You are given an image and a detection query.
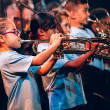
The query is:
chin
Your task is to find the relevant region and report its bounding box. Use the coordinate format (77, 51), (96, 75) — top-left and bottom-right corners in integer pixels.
(18, 45), (21, 48)
(16, 45), (21, 49)
(84, 21), (88, 25)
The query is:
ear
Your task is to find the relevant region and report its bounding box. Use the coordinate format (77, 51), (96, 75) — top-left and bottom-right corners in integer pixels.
(37, 28), (45, 36)
(69, 11), (76, 19)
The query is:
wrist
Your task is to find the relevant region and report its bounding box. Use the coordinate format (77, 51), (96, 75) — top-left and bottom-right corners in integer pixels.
(51, 42), (60, 47)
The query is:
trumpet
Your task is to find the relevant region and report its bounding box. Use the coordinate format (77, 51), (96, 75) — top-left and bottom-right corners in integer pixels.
(87, 18), (110, 37)
(68, 34), (110, 60)
(20, 39), (49, 43)
(21, 38), (91, 59)
(88, 18), (110, 25)
(87, 18), (100, 23)
(21, 33), (110, 60)
(67, 34), (109, 44)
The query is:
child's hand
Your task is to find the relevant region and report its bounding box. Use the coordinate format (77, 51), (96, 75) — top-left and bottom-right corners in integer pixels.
(49, 33), (66, 45)
(62, 42), (72, 49)
(90, 43), (99, 54)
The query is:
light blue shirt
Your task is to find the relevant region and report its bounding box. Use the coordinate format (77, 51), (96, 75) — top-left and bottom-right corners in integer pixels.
(0, 51), (42, 110)
(70, 27), (104, 70)
(38, 43), (87, 110)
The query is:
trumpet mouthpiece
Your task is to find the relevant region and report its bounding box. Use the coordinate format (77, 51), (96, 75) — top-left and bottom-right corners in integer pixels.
(20, 39), (33, 43)
(87, 18), (100, 23)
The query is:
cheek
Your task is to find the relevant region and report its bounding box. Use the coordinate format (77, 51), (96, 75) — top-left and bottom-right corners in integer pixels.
(7, 39), (15, 45)
(61, 25), (66, 31)
(102, 24), (109, 30)
(49, 30), (56, 34)
(6, 36), (16, 44)
(7, 8), (13, 14)
(78, 12), (86, 19)
(76, 12), (82, 18)
(45, 33), (52, 39)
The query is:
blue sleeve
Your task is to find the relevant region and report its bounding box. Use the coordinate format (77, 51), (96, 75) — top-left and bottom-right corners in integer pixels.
(65, 54), (79, 61)
(52, 55), (69, 72)
(29, 66), (41, 75)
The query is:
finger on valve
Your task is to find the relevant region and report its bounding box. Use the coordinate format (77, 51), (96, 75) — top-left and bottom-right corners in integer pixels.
(49, 33), (66, 45)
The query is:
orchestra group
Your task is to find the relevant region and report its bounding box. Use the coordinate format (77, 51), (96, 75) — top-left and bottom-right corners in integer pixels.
(0, 0), (110, 110)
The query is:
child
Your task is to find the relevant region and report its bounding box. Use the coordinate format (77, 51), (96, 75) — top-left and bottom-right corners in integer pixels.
(90, 8), (110, 37)
(30, 12), (98, 110)
(90, 8), (110, 72)
(64, 0), (109, 110)
(23, 12), (68, 110)
(64, 0), (104, 70)
(0, 17), (66, 110)
(49, 8), (70, 36)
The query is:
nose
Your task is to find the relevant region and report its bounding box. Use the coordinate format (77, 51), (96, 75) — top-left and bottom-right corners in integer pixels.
(18, 31), (21, 37)
(87, 11), (90, 18)
(18, 33), (21, 40)
(67, 26), (70, 34)
(18, 36), (21, 40)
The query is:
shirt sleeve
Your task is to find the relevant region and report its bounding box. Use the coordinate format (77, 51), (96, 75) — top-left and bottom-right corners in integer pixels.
(65, 54), (79, 61)
(8, 51), (34, 73)
(29, 66), (41, 75)
(52, 55), (69, 72)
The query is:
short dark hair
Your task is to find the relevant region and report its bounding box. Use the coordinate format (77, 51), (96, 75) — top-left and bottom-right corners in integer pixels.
(25, 13), (59, 55)
(64, 0), (88, 11)
(30, 12), (58, 39)
(90, 8), (109, 20)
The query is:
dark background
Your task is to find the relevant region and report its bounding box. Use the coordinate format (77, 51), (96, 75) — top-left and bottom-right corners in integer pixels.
(0, 0), (110, 17)
(33, 0), (110, 13)
(88, 0), (110, 13)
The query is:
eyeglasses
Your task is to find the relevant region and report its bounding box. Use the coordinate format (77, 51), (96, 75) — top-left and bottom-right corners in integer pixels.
(2, 29), (20, 36)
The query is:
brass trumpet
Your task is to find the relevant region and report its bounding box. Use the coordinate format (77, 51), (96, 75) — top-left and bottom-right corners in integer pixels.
(87, 18), (110, 37)
(68, 34), (110, 60)
(87, 18), (110, 26)
(67, 34), (109, 44)
(21, 38), (91, 59)
(21, 31), (110, 60)
(87, 18), (100, 23)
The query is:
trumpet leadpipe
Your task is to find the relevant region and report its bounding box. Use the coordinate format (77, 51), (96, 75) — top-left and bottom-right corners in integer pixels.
(87, 18), (110, 25)
(20, 38), (88, 43)
(87, 18), (100, 23)
(20, 39), (50, 43)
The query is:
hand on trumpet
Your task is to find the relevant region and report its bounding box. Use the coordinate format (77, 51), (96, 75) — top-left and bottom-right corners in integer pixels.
(90, 43), (99, 54)
(49, 33), (66, 45)
(62, 42), (72, 49)
(85, 42), (99, 54)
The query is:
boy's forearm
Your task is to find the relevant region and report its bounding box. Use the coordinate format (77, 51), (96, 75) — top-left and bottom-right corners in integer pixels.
(74, 61), (90, 74)
(63, 51), (93, 71)
(73, 51), (93, 68)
